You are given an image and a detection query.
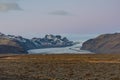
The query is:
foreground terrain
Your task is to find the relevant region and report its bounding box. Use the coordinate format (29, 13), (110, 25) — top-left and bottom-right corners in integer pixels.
(0, 54), (120, 80)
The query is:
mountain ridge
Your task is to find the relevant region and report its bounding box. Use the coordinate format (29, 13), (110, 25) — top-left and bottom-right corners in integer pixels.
(0, 32), (74, 54)
(81, 33), (120, 53)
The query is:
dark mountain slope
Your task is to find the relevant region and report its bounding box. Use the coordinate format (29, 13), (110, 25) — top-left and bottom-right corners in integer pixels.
(0, 33), (74, 54)
(81, 33), (120, 53)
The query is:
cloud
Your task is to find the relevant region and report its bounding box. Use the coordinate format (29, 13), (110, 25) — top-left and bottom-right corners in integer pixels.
(0, 0), (21, 12)
(49, 10), (70, 16)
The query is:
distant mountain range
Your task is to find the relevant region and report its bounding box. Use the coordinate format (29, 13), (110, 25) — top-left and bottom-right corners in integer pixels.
(1, 32), (119, 54)
(0, 32), (74, 54)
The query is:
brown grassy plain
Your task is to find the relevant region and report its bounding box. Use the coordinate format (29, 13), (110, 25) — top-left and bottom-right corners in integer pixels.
(0, 54), (120, 80)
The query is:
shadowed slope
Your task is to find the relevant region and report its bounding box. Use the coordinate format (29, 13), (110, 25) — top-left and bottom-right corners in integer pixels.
(81, 33), (120, 53)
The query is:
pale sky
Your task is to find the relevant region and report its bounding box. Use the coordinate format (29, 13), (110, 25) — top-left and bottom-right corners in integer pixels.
(0, 0), (120, 37)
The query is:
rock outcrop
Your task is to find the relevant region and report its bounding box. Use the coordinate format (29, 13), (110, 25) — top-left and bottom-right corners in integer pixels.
(31, 34), (73, 48)
(81, 33), (120, 53)
(0, 33), (74, 54)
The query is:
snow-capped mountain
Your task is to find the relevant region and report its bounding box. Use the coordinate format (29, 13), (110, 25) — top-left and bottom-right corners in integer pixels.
(0, 32), (74, 53)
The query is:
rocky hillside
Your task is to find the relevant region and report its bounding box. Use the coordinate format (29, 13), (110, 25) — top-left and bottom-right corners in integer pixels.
(0, 32), (74, 54)
(81, 33), (120, 53)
